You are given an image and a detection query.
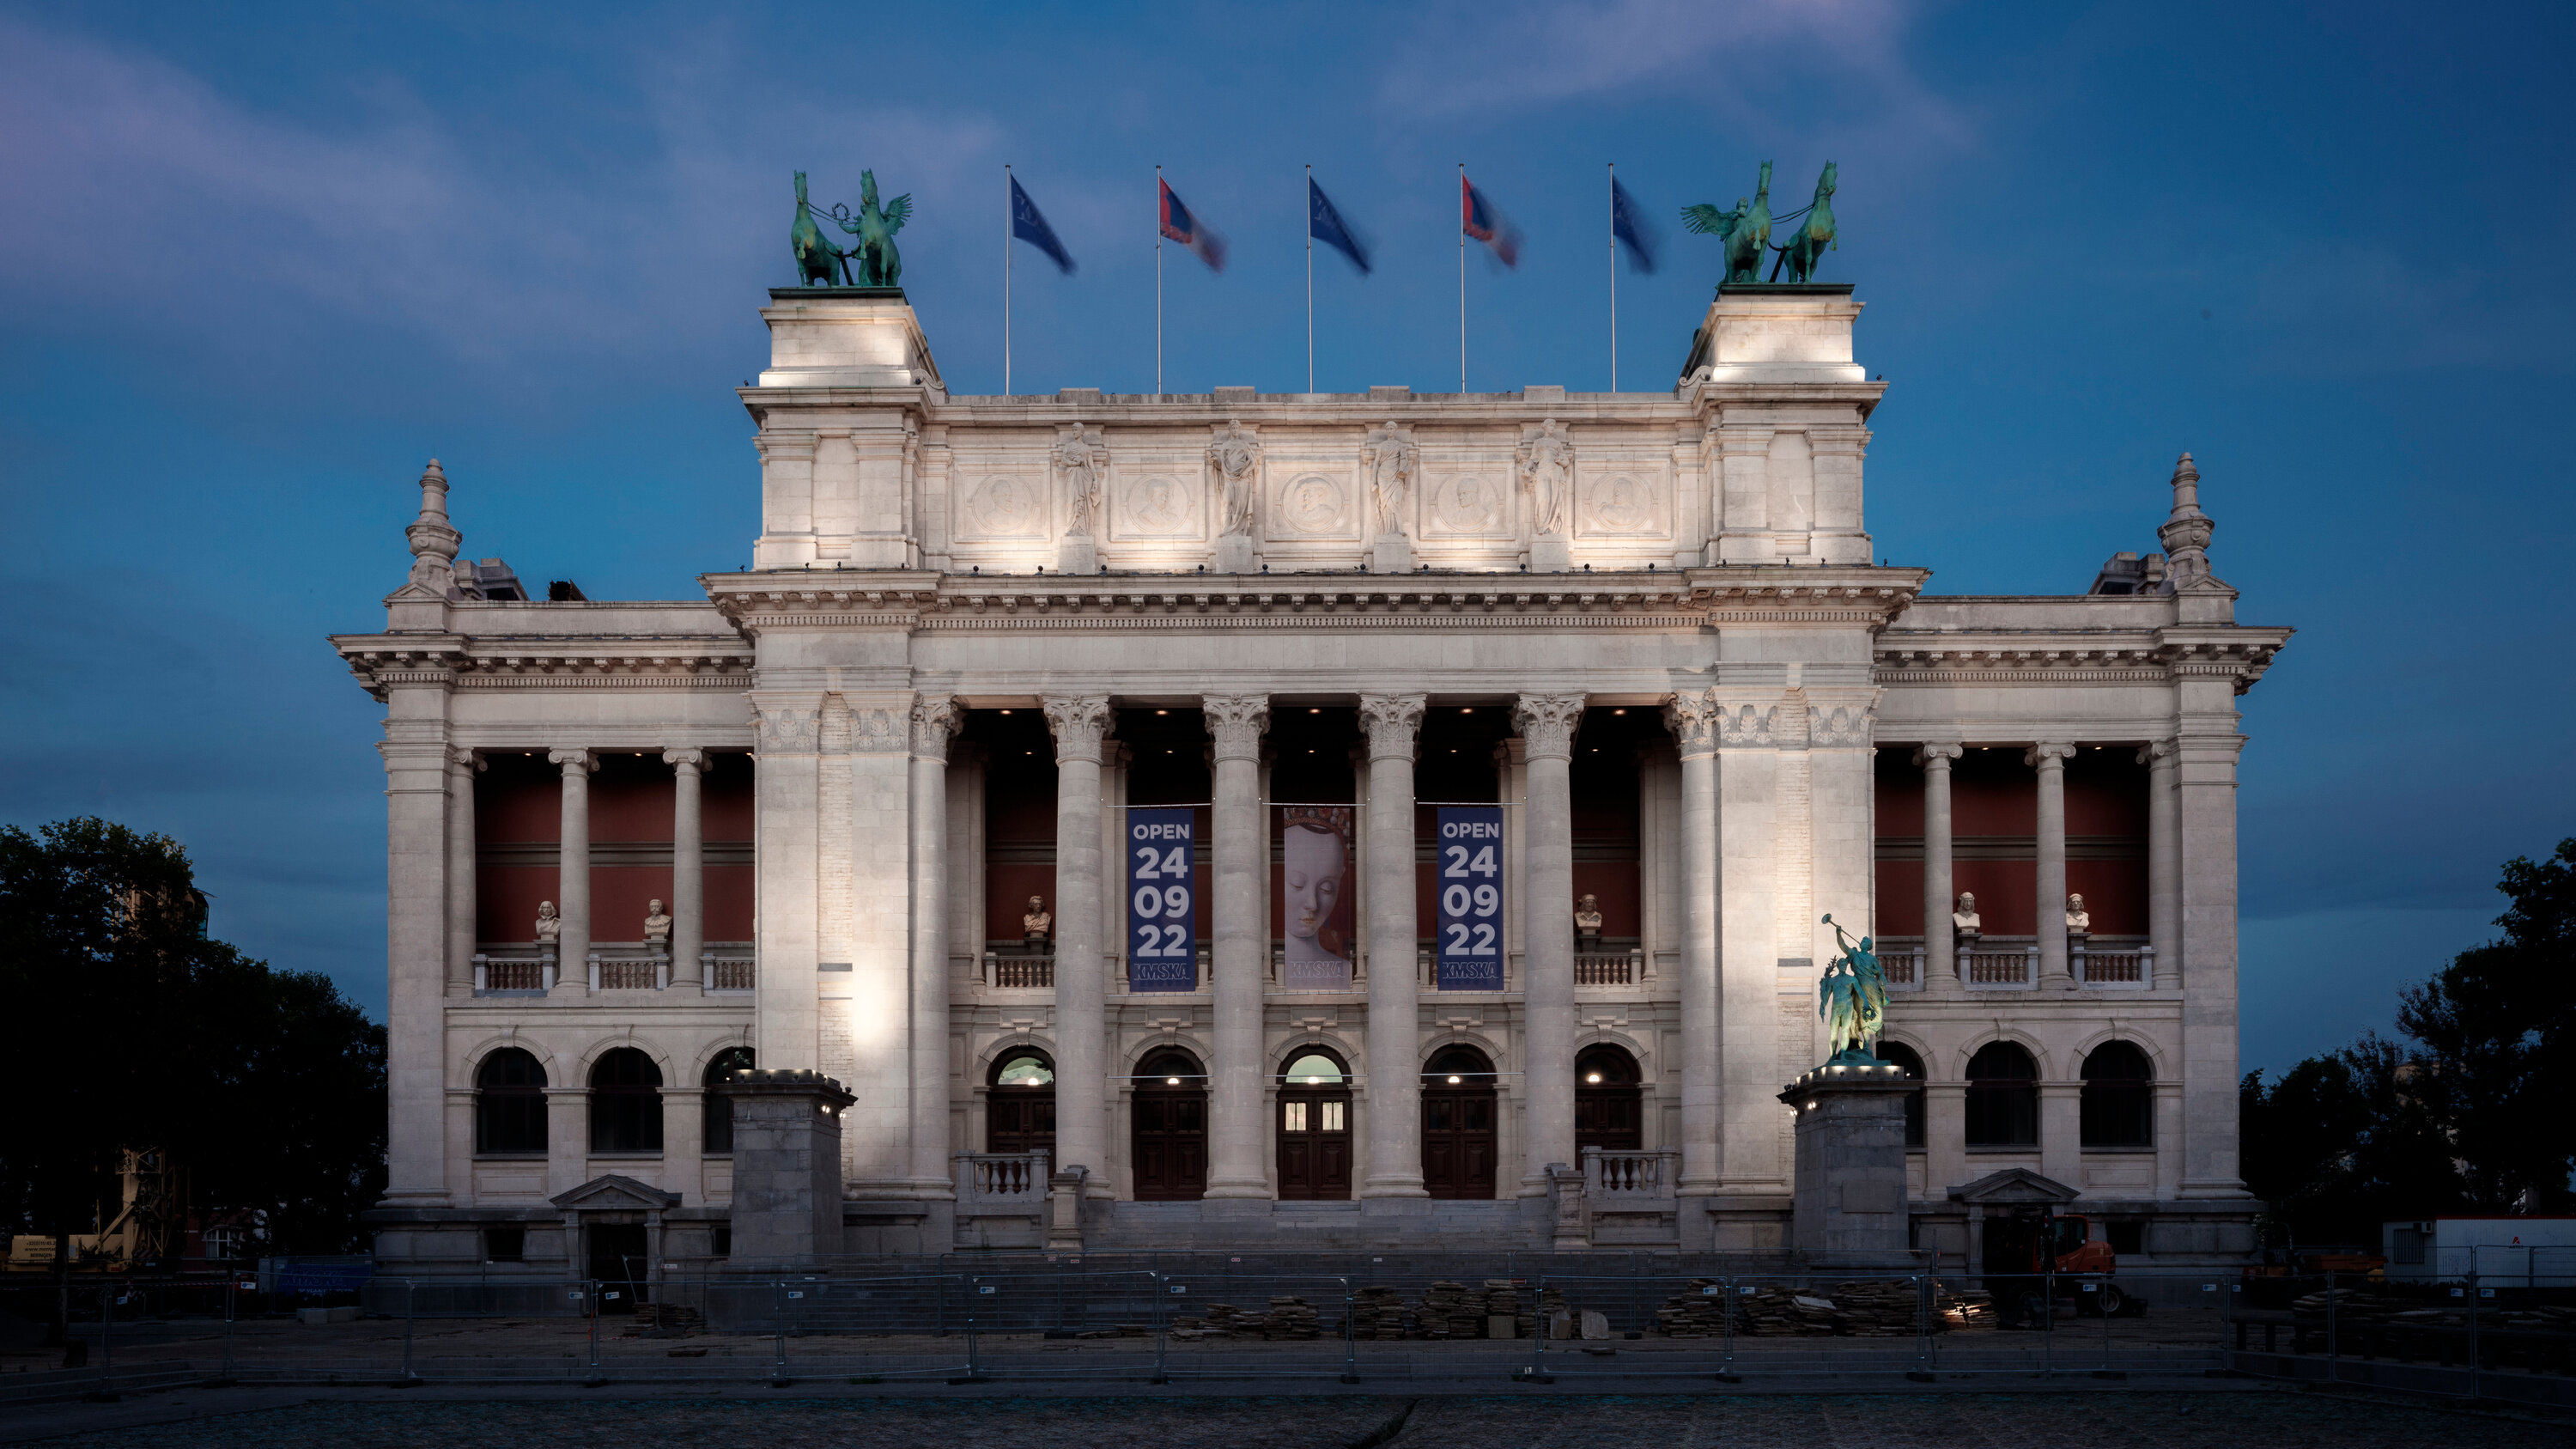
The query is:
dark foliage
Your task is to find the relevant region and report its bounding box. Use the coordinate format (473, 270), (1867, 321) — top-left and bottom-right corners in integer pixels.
(0, 818), (386, 1258)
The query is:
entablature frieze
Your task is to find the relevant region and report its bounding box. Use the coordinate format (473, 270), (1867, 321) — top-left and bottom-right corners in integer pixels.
(1874, 624), (2289, 695)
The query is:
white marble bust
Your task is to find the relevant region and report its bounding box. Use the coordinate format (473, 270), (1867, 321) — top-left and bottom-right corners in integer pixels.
(1951, 892), (1982, 938)
(1574, 893), (1603, 936)
(534, 900), (561, 945)
(1023, 895), (1053, 940)
(643, 898), (672, 945)
(2064, 893), (2091, 935)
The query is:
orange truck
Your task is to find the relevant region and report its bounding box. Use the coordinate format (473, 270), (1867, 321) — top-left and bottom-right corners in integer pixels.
(1986, 1209), (2134, 1319)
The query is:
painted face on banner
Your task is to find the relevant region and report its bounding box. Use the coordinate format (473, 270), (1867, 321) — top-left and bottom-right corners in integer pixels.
(1284, 824), (1345, 947)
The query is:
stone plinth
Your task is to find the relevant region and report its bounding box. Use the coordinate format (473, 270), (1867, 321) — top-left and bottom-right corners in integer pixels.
(1778, 1060), (1917, 1266)
(717, 1068), (855, 1266)
(1528, 534), (1571, 574)
(1685, 283), (1865, 385)
(756, 288), (943, 390)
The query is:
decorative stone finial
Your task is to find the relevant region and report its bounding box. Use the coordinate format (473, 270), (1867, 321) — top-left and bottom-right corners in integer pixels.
(404, 459), (460, 591)
(2156, 451), (2215, 586)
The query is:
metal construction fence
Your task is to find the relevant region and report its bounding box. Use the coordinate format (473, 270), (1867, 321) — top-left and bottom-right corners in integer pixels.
(2, 1266), (2570, 1405)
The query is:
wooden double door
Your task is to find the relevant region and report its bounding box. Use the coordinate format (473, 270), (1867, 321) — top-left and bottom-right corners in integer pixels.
(1276, 1087), (1353, 1199)
(1422, 1087), (1498, 1198)
(1131, 1048), (1208, 1199)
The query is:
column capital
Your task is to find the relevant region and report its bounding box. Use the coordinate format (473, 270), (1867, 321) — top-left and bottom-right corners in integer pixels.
(1042, 695), (1115, 763)
(910, 696), (963, 761)
(1357, 693), (1426, 761)
(1511, 692), (1587, 761)
(748, 695), (823, 756)
(1663, 690), (1720, 758)
(547, 747), (596, 775)
(1912, 741), (1963, 768)
(1713, 701), (1780, 750)
(2025, 741), (2076, 769)
(1806, 701), (1874, 748)
(447, 746), (484, 772)
(662, 746), (708, 771)
(2137, 738), (2179, 768)
(1201, 694), (1270, 760)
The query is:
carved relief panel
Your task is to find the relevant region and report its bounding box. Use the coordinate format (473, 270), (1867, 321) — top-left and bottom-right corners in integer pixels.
(1573, 461), (1673, 539)
(1267, 470), (1361, 542)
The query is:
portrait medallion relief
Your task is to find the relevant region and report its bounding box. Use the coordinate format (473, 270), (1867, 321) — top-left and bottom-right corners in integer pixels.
(1431, 473), (1508, 536)
(965, 473), (1042, 537)
(1277, 473), (1349, 536)
(1121, 473), (1195, 537)
(1582, 470), (1663, 536)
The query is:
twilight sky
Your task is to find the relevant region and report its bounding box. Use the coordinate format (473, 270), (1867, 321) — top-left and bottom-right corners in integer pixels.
(2, 2), (2568, 1075)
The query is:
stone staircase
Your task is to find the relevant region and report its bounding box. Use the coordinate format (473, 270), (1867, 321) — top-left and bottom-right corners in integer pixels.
(1091, 1199), (1533, 1251)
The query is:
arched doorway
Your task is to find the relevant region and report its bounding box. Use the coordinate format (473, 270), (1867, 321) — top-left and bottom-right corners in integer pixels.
(1574, 1043), (1643, 1155)
(1131, 1046), (1208, 1200)
(1276, 1048), (1354, 1200)
(987, 1048), (1057, 1168)
(1421, 1044), (1498, 1199)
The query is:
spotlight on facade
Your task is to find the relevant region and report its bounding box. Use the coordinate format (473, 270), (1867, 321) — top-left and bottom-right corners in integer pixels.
(1166, 1076), (1181, 1085)
(1448, 1075), (1461, 1084)
(1586, 1072), (1601, 1083)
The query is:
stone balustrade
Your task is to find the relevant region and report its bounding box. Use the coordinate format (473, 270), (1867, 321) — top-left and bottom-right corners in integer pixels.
(1581, 1146), (1678, 1202)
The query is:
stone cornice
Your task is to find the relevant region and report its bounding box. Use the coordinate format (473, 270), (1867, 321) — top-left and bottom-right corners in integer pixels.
(1874, 624), (2290, 695)
(332, 632), (753, 701)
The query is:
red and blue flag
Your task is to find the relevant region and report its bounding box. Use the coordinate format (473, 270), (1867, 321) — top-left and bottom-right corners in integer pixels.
(1158, 179), (1227, 272)
(1461, 174), (1522, 267)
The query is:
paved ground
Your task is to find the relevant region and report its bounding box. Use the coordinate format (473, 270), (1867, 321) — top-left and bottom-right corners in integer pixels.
(6, 1388), (2573, 1449)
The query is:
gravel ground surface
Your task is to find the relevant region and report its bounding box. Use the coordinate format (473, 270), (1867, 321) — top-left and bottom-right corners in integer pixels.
(18, 1391), (2574, 1449)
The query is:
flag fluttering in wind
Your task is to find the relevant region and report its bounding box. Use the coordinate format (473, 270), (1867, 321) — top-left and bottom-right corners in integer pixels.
(1308, 177), (1371, 274)
(1611, 174), (1660, 273)
(1461, 174), (1522, 267)
(1012, 175), (1075, 274)
(1158, 179), (1226, 272)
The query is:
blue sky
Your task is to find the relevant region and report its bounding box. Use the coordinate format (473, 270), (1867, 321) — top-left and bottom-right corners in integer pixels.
(3, 2), (2568, 1075)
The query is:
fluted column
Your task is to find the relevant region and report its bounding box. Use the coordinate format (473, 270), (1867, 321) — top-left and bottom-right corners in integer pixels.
(1358, 693), (1428, 1198)
(2141, 740), (2179, 989)
(908, 699), (963, 1194)
(664, 749), (707, 991)
(1664, 694), (1721, 1196)
(446, 747), (479, 995)
(1042, 696), (1114, 1197)
(548, 748), (595, 995)
(2029, 743), (2075, 986)
(1204, 695), (1272, 1199)
(1916, 744), (1961, 995)
(1516, 694), (1586, 1194)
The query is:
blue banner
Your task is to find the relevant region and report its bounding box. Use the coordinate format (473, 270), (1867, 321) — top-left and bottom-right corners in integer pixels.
(1436, 807), (1504, 990)
(1126, 807), (1198, 991)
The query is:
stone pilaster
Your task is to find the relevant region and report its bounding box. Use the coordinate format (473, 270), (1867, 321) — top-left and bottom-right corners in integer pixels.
(1042, 695), (1115, 1200)
(2141, 740), (2180, 990)
(2177, 724), (2245, 1196)
(750, 696), (824, 1069)
(908, 697), (963, 1196)
(1664, 692), (1722, 1196)
(1713, 692), (1786, 1196)
(1514, 692), (1585, 1195)
(1203, 694), (1272, 1200)
(663, 748), (707, 992)
(1357, 693), (1428, 1199)
(445, 747), (479, 997)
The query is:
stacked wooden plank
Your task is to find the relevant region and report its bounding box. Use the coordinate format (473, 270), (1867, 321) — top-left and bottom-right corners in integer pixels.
(1825, 1280), (1920, 1336)
(1417, 1281), (1486, 1339)
(1345, 1285), (1412, 1340)
(1260, 1295), (1324, 1339)
(1650, 1278), (1731, 1336)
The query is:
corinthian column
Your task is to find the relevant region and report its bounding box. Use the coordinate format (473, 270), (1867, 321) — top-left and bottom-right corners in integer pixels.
(446, 747), (479, 995)
(2141, 740), (2179, 989)
(1202, 695), (1272, 1198)
(1515, 693), (1586, 1194)
(1916, 743), (1961, 995)
(1664, 693), (1721, 1195)
(908, 699), (963, 1195)
(664, 748), (707, 991)
(1042, 696), (1115, 1198)
(2029, 742), (2075, 986)
(548, 748), (595, 996)
(1358, 693), (1428, 1198)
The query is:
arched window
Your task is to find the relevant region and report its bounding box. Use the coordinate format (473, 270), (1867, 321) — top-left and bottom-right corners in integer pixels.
(702, 1046), (754, 1156)
(2080, 1041), (2154, 1148)
(589, 1047), (665, 1154)
(1964, 1041), (2038, 1148)
(1575, 1044), (1643, 1154)
(476, 1048), (547, 1155)
(987, 1049), (1056, 1158)
(1424, 1044), (1498, 1085)
(1875, 1041), (1927, 1150)
(1282, 1050), (1347, 1085)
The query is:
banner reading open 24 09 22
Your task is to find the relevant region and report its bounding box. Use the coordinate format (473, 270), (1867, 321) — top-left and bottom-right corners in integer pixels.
(1436, 807), (1504, 990)
(1126, 807), (1197, 992)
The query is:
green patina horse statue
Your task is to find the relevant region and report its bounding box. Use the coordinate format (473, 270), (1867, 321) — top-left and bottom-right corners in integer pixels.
(1770, 161), (1838, 283)
(791, 171), (851, 286)
(834, 170), (913, 289)
(1682, 160), (1772, 284)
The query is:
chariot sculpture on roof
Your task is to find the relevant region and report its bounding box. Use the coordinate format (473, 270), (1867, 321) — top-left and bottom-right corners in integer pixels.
(788, 169), (913, 288)
(1684, 160), (1839, 284)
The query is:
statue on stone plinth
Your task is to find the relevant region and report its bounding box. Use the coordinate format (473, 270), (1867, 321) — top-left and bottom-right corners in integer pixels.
(2064, 892), (2090, 937)
(1023, 895), (1053, 951)
(644, 898), (672, 947)
(790, 171), (853, 287)
(1055, 429), (1103, 539)
(533, 900), (561, 947)
(1574, 893), (1603, 948)
(1682, 160), (1773, 284)
(1952, 892), (1982, 943)
(1359, 421), (1417, 539)
(829, 170), (912, 288)
(1208, 419), (1261, 539)
(1818, 914), (1889, 1062)
(1766, 161), (1838, 283)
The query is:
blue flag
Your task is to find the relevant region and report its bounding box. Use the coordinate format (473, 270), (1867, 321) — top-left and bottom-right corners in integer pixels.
(1611, 174), (1660, 274)
(1308, 176), (1371, 274)
(1012, 174), (1075, 275)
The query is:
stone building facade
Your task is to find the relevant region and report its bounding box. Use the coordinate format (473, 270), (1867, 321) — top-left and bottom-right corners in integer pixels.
(335, 283), (2287, 1274)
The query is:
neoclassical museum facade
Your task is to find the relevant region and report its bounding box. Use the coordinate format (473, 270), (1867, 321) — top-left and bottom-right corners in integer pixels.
(335, 283), (2287, 1274)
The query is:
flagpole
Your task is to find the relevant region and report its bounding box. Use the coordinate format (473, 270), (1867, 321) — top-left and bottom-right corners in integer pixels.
(1457, 162), (1467, 393)
(1304, 164), (1314, 395)
(1608, 161), (1618, 393)
(1005, 164), (1014, 396)
(1155, 164), (1163, 398)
